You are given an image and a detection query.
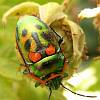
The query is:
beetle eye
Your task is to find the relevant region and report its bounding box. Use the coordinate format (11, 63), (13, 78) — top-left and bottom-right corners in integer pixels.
(29, 52), (42, 62)
(45, 45), (56, 55)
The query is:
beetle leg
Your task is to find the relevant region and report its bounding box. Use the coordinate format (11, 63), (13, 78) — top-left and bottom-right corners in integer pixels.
(23, 62), (68, 85)
(44, 73), (62, 83)
(26, 73), (46, 85)
(18, 66), (45, 85)
(61, 61), (68, 74)
(43, 62), (68, 83)
(26, 72), (62, 85)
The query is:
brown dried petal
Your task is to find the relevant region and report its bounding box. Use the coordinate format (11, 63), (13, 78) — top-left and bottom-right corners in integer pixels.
(2, 2), (40, 25)
(51, 16), (85, 68)
(39, 2), (65, 25)
(93, 13), (100, 29)
(68, 20), (85, 67)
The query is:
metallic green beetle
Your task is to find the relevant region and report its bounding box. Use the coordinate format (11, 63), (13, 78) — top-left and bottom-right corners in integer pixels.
(16, 15), (67, 90)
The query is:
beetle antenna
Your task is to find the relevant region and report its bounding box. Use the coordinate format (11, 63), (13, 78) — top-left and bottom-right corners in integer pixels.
(48, 88), (52, 100)
(61, 83), (97, 98)
(50, 27), (63, 45)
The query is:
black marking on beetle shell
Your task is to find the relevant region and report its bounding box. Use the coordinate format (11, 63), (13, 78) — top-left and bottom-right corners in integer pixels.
(22, 29), (27, 37)
(24, 39), (32, 51)
(16, 26), (20, 41)
(31, 32), (43, 49)
(42, 32), (52, 41)
(35, 24), (42, 30)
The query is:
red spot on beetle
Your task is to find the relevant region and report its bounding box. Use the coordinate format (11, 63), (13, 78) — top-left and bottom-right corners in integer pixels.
(29, 52), (42, 62)
(45, 44), (56, 55)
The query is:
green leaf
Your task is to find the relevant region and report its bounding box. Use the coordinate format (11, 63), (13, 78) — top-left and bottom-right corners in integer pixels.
(0, 57), (22, 80)
(0, 75), (19, 100)
(88, 60), (100, 91)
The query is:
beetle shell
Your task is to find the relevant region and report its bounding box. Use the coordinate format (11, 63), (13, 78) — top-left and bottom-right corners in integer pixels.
(16, 15), (65, 78)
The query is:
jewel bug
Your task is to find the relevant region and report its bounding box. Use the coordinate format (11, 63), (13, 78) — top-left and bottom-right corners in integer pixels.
(16, 15), (67, 88)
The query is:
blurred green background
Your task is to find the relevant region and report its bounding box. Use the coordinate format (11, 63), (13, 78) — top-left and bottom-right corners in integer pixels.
(0, 0), (100, 100)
